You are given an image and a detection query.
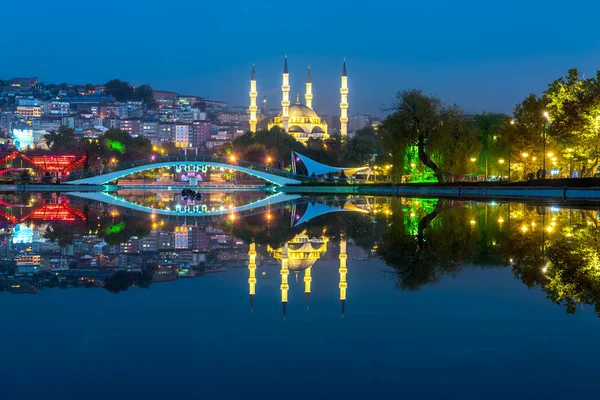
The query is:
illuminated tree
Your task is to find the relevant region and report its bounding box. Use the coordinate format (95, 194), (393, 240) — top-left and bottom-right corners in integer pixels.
(545, 68), (600, 176)
(380, 90), (484, 182)
(430, 106), (482, 181)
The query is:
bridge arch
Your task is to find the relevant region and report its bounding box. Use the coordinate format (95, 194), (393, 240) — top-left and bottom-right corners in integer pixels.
(64, 159), (302, 186)
(66, 191), (302, 218)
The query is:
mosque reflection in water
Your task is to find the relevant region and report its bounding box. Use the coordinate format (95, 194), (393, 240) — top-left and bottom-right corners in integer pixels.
(0, 191), (599, 317)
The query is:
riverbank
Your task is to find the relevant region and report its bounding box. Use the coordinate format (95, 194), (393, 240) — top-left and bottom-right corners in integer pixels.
(280, 178), (600, 200)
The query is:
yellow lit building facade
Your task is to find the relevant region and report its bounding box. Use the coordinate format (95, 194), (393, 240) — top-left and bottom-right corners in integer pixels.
(250, 57), (349, 144)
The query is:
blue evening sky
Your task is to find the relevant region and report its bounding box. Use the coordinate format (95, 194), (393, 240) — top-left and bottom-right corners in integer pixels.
(2, 0), (599, 116)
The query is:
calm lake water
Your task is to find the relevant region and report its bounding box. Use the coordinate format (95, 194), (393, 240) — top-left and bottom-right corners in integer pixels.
(1, 192), (599, 398)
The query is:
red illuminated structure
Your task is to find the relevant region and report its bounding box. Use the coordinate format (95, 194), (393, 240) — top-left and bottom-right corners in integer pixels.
(27, 203), (87, 221)
(0, 197), (87, 223)
(0, 151), (86, 175)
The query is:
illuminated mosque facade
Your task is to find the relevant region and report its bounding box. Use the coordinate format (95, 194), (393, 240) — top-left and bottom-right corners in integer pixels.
(248, 57), (349, 143)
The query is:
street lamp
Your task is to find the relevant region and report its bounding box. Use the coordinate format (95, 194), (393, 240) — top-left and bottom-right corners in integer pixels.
(470, 157), (477, 181)
(542, 111), (551, 178)
(498, 159), (505, 180)
(230, 155), (236, 162)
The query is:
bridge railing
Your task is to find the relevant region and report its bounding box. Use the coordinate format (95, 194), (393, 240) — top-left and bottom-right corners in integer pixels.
(66, 154), (312, 182)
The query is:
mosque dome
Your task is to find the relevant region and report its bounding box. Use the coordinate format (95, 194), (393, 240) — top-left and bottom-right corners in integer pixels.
(280, 104), (318, 119)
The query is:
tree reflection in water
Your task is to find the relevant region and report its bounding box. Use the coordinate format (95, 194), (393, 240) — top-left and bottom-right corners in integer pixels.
(376, 198), (600, 316)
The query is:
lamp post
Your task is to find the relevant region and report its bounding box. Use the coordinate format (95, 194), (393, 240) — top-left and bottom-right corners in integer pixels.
(470, 157), (477, 181)
(543, 111), (551, 178)
(498, 159), (505, 181)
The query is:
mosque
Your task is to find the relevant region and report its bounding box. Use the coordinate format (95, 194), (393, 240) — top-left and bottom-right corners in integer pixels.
(249, 56), (349, 144)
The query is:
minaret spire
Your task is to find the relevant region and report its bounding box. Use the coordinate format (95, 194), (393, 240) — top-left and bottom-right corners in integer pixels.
(339, 233), (348, 317)
(340, 58), (349, 138)
(249, 64), (258, 133)
(280, 243), (290, 320)
(305, 65), (313, 109)
(248, 242), (257, 311)
(281, 56), (290, 132)
(304, 267), (312, 309)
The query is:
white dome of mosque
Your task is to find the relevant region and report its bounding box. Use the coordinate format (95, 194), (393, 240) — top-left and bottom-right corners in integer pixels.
(278, 104), (319, 119)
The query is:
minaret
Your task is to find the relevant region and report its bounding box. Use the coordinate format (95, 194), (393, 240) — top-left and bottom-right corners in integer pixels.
(305, 66), (313, 109)
(280, 243), (290, 319)
(262, 96), (267, 115)
(248, 242), (257, 311)
(281, 56), (290, 132)
(338, 234), (348, 316)
(249, 64), (258, 133)
(304, 267), (312, 309)
(340, 59), (349, 138)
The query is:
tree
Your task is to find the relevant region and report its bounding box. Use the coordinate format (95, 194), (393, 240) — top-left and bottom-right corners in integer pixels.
(380, 90), (480, 182)
(346, 127), (379, 166)
(499, 94), (549, 178)
(430, 106), (481, 181)
(474, 112), (507, 179)
(76, 139), (103, 172)
(135, 84), (154, 105)
(104, 79), (134, 101)
(101, 128), (152, 162)
(545, 68), (600, 176)
(43, 125), (75, 151)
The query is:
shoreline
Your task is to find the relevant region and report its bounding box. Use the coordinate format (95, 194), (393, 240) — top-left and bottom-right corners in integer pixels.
(279, 184), (600, 200)
(1, 182), (599, 201)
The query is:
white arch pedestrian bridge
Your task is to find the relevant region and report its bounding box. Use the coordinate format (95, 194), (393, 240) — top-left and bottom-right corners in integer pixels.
(63, 155), (305, 186)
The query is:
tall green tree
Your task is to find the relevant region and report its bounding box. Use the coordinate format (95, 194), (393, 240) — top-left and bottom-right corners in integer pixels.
(430, 106), (482, 181)
(135, 84), (154, 105)
(380, 90), (481, 182)
(499, 94), (549, 178)
(43, 125), (75, 151)
(104, 79), (134, 101)
(474, 112), (507, 178)
(545, 68), (600, 175)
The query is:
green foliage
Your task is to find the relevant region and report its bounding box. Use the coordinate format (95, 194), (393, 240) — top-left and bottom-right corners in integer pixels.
(108, 221), (125, 234)
(346, 127), (380, 166)
(545, 68), (600, 175)
(103, 128), (152, 162)
(474, 112), (509, 177)
(380, 90), (482, 182)
(135, 84), (154, 105)
(104, 79), (134, 101)
(104, 79), (154, 104)
(44, 125), (75, 151)
(430, 106), (482, 180)
(106, 139), (125, 153)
